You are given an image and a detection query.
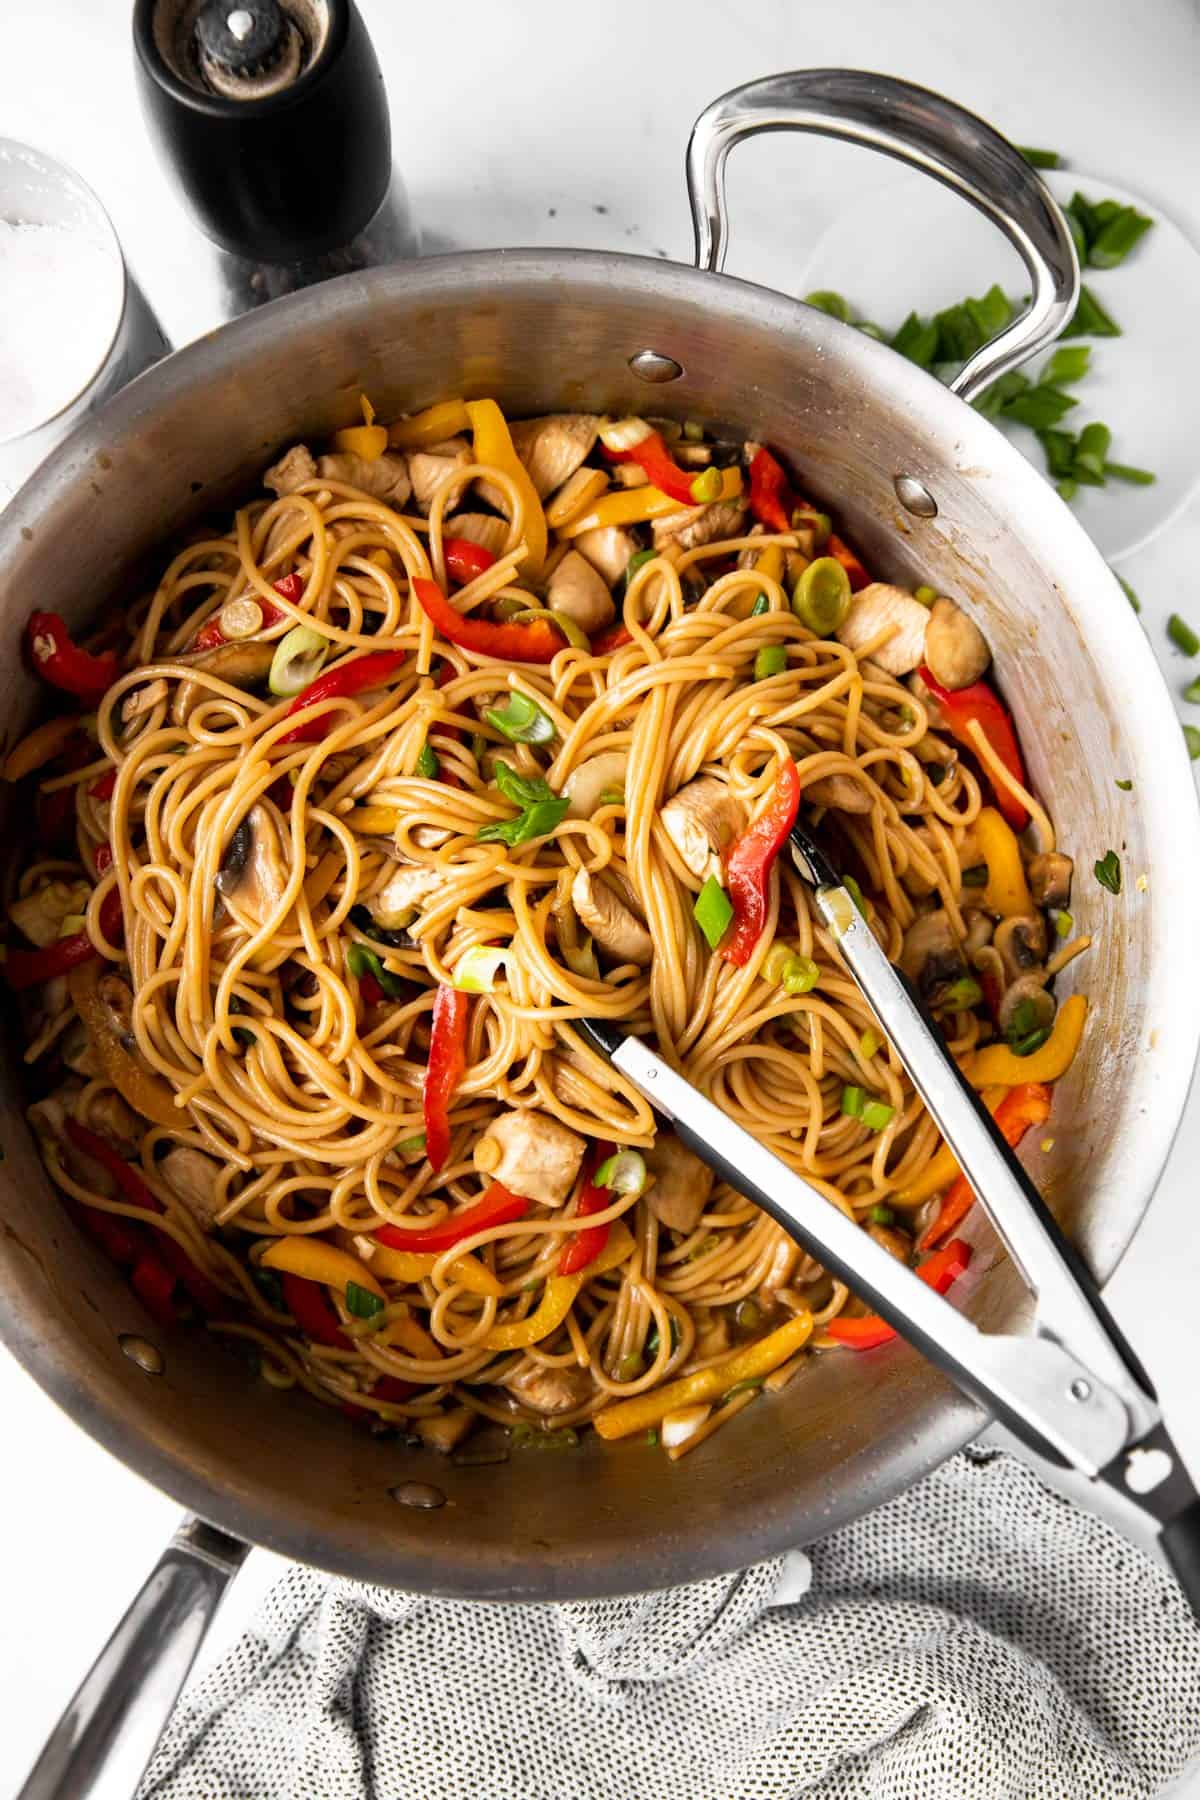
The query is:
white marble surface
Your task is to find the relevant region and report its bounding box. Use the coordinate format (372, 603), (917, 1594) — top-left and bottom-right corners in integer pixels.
(2, 0), (1200, 1793)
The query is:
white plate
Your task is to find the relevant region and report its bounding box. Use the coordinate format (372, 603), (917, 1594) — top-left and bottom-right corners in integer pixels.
(795, 170), (1200, 560)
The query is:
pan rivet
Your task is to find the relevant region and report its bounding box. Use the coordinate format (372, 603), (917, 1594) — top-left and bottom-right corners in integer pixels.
(119, 1333), (164, 1375)
(629, 350), (684, 384)
(1069, 1377), (1091, 1401)
(894, 474), (938, 518)
(390, 1480), (446, 1510)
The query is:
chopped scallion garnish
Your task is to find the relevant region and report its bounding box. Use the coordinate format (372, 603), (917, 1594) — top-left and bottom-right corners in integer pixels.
(942, 976), (983, 1011)
(1185, 676), (1200, 704)
(1185, 725), (1200, 762)
(869, 1203), (895, 1224)
(859, 1027), (882, 1059)
(861, 1099), (895, 1133)
(749, 594), (770, 618)
(754, 644), (788, 680)
(416, 740), (439, 778)
(345, 1281), (385, 1321)
(1168, 615), (1200, 657)
(451, 945), (508, 993)
(842, 874), (869, 919)
(693, 876), (733, 949)
(595, 1149), (647, 1196)
(484, 690), (556, 745)
(841, 1085), (865, 1119)
(1019, 146), (1061, 169)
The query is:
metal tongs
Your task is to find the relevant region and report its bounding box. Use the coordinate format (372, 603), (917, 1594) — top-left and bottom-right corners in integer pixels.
(576, 821), (1200, 1615)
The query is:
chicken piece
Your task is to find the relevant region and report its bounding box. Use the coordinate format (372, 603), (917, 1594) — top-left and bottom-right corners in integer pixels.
(922, 597), (991, 690)
(573, 524), (637, 588)
(644, 1134), (714, 1234)
(660, 776), (745, 881)
(836, 583), (931, 677)
(158, 1145), (225, 1231)
(264, 444), (317, 497)
(407, 437), (471, 510)
(546, 550), (615, 633)
(368, 861), (441, 929)
(570, 868), (653, 966)
(803, 772), (875, 815)
(444, 511), (512, 557)
(473, 1108), (586, 1208)
(509, 414), (600, 499)
(316, 451), (411, 506)
(415, 1406), (476, 1452)
(8, 880), (91, 948)
(503, 1361), (594, 1416)
(652, 498), (748, 552)
(215, 804), (290, 928)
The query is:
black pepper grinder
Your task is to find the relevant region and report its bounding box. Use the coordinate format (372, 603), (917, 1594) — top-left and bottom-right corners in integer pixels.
(133, 0), (418, 317)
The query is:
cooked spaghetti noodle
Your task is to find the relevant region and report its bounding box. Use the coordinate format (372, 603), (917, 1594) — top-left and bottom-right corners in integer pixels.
(5, 403), (1089, 1459)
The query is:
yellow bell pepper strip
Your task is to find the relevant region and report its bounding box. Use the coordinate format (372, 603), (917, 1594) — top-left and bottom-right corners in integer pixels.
(350, 804), (402, 836)
(974, 806), (1033, 918)
(892, 1086), (1009, 1206)
(387, 399), (470, 449)
(388, 1313), (441, 1359)
(969, 993), (1088, 1087)
(466, 398), (548, 575)
(261, 1236), (386, 1301)
(3, 714), (85, 783)
(593, 1311), (813, 1440)
(483, 1273), (582, 1351)
(368, 1242), (504, 1299)
(332, 395), (388, 460)
(920, 1082), (1051, 1249)
(560, 467), (744, 537)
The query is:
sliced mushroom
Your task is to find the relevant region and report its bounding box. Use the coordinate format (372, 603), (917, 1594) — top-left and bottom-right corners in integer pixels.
(898, 909), (968, 1004)
(660, 776), (746, 880)
(573, 523), (637, 588)
(264, 444), (317, 497)
(406, 437), (471, 510)
(866, 1220), (913, 1261)
(997, 974), (1056, 1038)
(644, 1133), (714, 1233)
(922, 596), (991, 690)
(173, 638), (275, 725)
(216, 804), (290, 928)
(570, 867), (653, 966)
(8, 879), (91, 948)
(803, 772), (875, 815)
(159, 1145), (225, 1231)
(368, 861), (441, 930)
(546, 550), (615, 633)
(473, 1107), (586, 1207)
(316, 451), (411, 506)
(503, 1361), (594, 1416)
(68, 962), (180, 1128)
(444, 511), (512, 557)
(1028, 851), (1074, 910)
(652, 498), (748, 552)
(961, 909), (994, 956)
(509, 414), (600, 499)
(993, 914), (1048, 984)
(562, 752), (629, 819)
(836, 584), (930, 677)
(415, 1406), (476, 1452)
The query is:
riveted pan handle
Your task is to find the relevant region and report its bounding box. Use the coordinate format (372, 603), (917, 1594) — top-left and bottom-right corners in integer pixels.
(686, 69), (1079, 405)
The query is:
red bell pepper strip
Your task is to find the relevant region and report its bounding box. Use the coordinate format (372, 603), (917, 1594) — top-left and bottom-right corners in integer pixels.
(919, 667), (1029, 831)
(281, 1272), (351, 1350)
(421, 984), (471, 1172)
(94, 845), (113, 875)
(443, 537), (498, 586)
(748, 447), (793, 533)
(591, 621), (633, 656)
(359, 971), (384, 1007)
(90, 770), (117, 801)
(7, 884), (123, 990)
(920, 1084), (1052, 1250)
(825, 1239), (974, 1349)
(192, 572), (300, 652)
(413, 577), (565, 665)
(722, 760), (802, 966)
(131, 1253), (179, 1328)
(26, 612), (120, 705)
(605, 431), (704, 506)
(375, 1181), (529, 1255)
(826, 533), (870, 592)
(341, 1373), (419, 1423)
(557, 1143), (615, 1276)
(279, 649), (408, 745)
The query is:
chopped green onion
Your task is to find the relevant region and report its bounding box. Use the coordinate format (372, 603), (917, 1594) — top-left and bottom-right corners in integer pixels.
(596, 1149), (647, 1196)
(942, 976), (983, 1011)
(682, 419), (705, 442)
(690, 466), (723, 503)
(1053, 911), (1073, 941)
(694, 875), (733, 949)
(484, 690), (556, 745)
(1062, 284), (1121, 338)
(841, 1085), (865, 1119)
(856, 321), (887, 342)
(510, 1423), (579, 1452)
(723, 1378), (764, 1400)
(793, 556), (852, 636)
(416, 740), (439, 778)
(890, 310), (940, 369)
(1116, 575), (1140, 613)
(1094, 849), (1122, 895)
(961, 863), (988, 887)
(688, 1232), (721, 1262)
(470, 732), (488, 761)
(1010, 1026), (1051, 1057)
(346, 941), (406, 997)
(1074, 422), (1112, 480)
(1168, 615), (1200, 657)
(345, 1281), (385, 1321)
(646, 1315), (682, 1359)
(1185, 725), (1200, 762)
(477, 760), (568, 846)
(735, 1298), (761, 1332)
(761, 943), (792, 984)
(597, 787), (625, 808)
(1005, 996), (1043, 1043)
(1038, 427), (1078, 479)
(998, 385), (1077, 431)
(804, 290), (854, 322)
(913, 584), (937, 607)
(1020, 147), (1061, 168)
(396, 1131), (427, 1156)
(1185, 677), (1200, 704)
(1057, 477), (1079, 502)
(510, 607), (589, 651)
(645, 1428), (659, 1446)
(1105, 462), (1155, 486)
(452, 945), (508, 993)
(859, 1027), (882, 1059)
(1043, 346), (1090, 386)
(616, 1351), (645, 1381)
(1115, 778), (1133, 791)
(842, 874), (869, 919)
(268, 624), (330, 697)
(749, 594), (770, 618)
(754, 644), (788, 680)
(1088, 205), (1153, 269)
(781, 955), (819, 995)
(624, 548), (657, 587)
(861, 1099), (895, 1133)
(870, 1203), (895, 1224)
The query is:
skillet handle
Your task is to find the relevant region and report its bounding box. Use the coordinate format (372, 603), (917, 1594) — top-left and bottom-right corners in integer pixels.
(16, 1515), (247, 1800)
(686, 69), (1079, 404)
